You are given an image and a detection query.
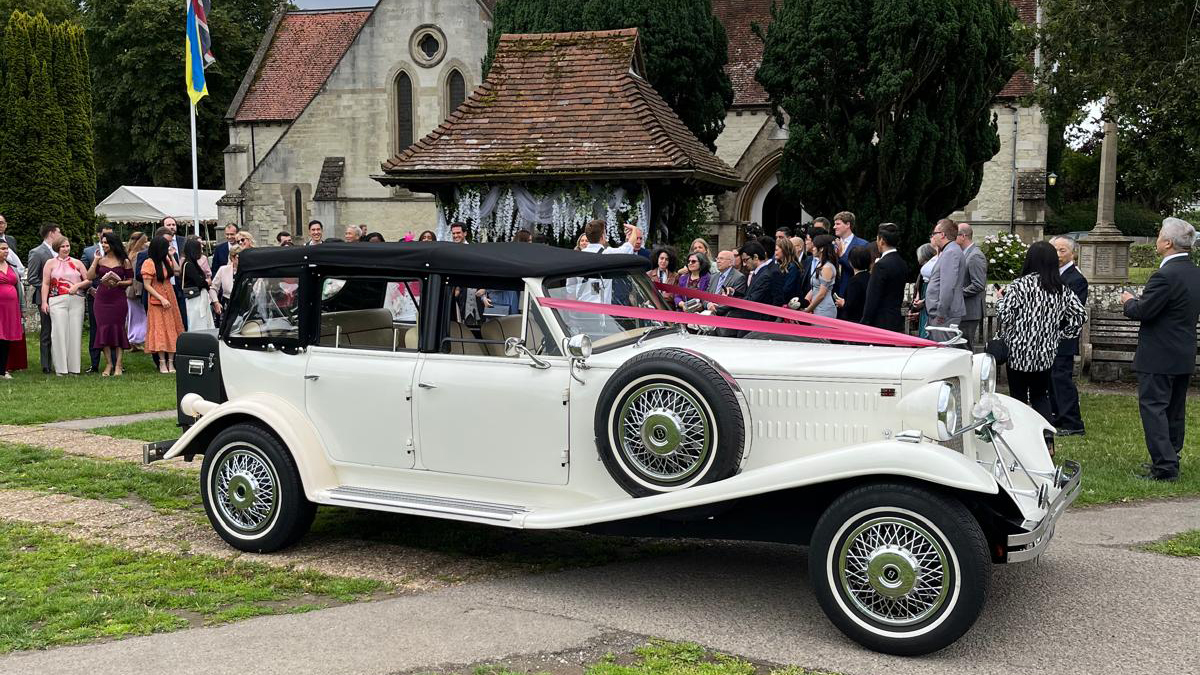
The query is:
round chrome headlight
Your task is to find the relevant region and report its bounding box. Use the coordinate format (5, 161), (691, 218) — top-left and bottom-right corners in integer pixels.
(936, 381), (960, 440)
(976, 354), (996, 395)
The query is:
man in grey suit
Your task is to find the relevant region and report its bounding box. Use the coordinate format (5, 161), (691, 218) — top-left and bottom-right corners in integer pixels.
(705, 250), (746, 298)
(26, 222), (61, 373)
(957, 223), (988, 350)
(925, 218), (966, 334)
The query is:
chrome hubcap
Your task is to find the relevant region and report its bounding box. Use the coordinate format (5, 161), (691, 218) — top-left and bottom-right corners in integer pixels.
(838, 516), (949, 626)
(213, 448), (278, 534)
(618, 382), (711, 483)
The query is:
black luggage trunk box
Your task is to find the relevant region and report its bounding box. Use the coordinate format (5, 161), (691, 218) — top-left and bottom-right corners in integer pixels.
(174, 330), (226, 429)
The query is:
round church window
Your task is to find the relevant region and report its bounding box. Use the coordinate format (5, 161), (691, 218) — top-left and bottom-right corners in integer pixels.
(409, 25), (447, 68)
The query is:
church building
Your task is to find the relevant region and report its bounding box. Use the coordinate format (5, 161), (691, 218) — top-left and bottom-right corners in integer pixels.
(220, 0), (1048, 245)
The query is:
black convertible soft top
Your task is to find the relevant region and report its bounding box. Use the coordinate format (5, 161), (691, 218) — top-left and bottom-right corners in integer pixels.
(238, 241), (652, 278)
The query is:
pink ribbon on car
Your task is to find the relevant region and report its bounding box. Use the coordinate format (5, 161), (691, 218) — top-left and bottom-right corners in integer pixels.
(536, 283), (939, 348)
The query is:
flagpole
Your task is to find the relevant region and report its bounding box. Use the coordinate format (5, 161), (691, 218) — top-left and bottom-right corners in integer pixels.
(190, 101), (201, 238)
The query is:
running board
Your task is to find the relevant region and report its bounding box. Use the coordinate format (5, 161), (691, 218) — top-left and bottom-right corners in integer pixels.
(325, 486), (529, 522)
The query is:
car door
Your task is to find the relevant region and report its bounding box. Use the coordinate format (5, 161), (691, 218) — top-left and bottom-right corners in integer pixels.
(413, 351), (570, 485)
(303, 276), (422, 469)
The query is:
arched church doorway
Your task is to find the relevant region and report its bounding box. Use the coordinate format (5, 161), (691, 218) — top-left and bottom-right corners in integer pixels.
(749, 172), (810, 233)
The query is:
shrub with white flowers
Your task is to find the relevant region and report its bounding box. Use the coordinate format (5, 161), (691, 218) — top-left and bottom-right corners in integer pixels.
(979, 232), (1029, 281)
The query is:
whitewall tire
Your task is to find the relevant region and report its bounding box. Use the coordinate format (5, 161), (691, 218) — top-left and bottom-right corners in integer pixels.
(595, 349), (744, 497)
(200, 424), (316, 553)
(809, 483), (990, 655)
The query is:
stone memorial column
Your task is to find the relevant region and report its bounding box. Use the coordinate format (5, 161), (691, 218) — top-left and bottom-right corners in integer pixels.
(1077, 116), (1133, 283)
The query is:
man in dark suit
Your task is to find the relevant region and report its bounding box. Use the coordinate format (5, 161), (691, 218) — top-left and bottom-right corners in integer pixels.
(26, 222), (61, 373)
(861, 223), (907, 332)
(1120, 218), (1200, 482)
(211, 223), (239, 277)
(713, 241), (776, 337)
(1050, 236), (1089, 436)
(832, 211), (870, 297)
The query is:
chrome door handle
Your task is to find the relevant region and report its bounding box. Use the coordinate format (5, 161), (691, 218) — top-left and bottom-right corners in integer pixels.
(418, 382), (437, 389)
(304, 374), (320, 381)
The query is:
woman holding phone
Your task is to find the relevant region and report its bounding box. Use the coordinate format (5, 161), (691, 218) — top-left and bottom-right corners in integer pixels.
(87, 232), (134, 375)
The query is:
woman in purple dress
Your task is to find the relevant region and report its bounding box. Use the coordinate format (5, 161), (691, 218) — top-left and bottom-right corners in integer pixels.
(86, 232), (133, 376)
(125, 232), (148, 348)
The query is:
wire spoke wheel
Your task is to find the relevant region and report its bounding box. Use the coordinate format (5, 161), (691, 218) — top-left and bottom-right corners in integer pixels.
(617, 382), (712, 484)
(212, 447), (279, 534)
(837, 516), (950, 627)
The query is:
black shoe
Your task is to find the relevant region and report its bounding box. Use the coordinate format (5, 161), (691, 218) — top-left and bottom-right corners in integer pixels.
(84, 366), (98, 374)
(1056, 428), (1085, 437)
(42, 368), (52, 374)
(1135, 465), (1179, 482)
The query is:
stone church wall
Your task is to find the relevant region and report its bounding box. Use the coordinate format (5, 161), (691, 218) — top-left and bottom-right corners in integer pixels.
(951, 103), (1049, 242)
(235, 0), (491, 242)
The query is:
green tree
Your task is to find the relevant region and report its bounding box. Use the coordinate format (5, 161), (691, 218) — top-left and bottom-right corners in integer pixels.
(484, 0), (734, 150)
(0, 0), (75, 43)
(83, 0), (277, 197)
(0, 11), (74, 248)
(755, 0), (1023, 257)
(1036, 0), (1200, 213)
(53, 20), (95, 243)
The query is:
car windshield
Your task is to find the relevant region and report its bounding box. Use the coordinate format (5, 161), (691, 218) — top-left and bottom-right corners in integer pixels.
(542, 271), (670, 349)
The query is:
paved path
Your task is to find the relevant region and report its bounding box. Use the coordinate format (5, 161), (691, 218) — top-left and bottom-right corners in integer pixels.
(3, 497), (1197, 675)
(41, 409), (175, 431)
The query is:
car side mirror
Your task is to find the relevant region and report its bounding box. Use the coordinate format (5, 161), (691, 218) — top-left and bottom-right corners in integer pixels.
(503, 336), (523, 358)
(506, 336), (550, 369)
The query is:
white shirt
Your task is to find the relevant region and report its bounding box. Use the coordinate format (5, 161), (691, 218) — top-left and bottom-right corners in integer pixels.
(1058, 261), (1075, 275)
(840, 233), (854, 252)
(879, 248), (897, 260)
(1161, 253), (1188, 268)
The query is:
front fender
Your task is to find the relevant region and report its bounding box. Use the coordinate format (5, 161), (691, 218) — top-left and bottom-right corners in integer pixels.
(520, 440), (998, 529)
(994, 393), (1055, 474)
(164, 393), (337, 497)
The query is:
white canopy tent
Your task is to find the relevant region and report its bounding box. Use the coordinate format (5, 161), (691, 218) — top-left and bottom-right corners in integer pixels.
(95, 186), (223, 225)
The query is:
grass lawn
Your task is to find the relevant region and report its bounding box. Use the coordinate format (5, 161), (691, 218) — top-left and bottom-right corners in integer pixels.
(0, 520), (383, 652)
(94, 416), (181, 442)
(0, 442), (199, 511)
(1144, 530), (1200, 558)
(1053, 393), (1199, 506)
(0, 333), (175, 425)
(1128, 266), (1154, 285)
(475, 639), (838, 675)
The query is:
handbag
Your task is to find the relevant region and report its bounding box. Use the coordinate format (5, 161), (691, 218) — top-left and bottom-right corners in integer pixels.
(181, 262), (202, 299)
(985, 335), (1009, 365)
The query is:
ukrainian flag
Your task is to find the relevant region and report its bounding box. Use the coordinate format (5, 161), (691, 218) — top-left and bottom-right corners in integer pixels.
(185, 0), (214, 105)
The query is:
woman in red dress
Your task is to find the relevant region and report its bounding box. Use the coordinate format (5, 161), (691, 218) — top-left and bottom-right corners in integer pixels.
(0, 239), (24, 378)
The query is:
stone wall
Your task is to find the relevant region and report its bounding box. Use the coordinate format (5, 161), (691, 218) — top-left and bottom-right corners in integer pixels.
(232, 0), (492, 242)
(951, 104), (1049, 232)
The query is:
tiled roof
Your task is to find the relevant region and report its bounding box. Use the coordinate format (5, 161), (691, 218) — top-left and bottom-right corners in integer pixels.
(711, 0), (772, 106)
(378, 29), (741, 191)
(232, 9), (370, 123)
(998, 0), (1037, 98)
(711, 0), (1039, 106)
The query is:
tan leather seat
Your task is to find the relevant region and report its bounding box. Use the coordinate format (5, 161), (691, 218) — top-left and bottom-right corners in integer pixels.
(320, 308), (394, 348)
(404, 326), (420, 349)
(447, 322), (486, 355)
(480, 314), (548, 356)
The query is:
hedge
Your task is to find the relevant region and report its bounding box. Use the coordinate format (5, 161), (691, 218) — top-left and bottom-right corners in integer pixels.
(1045, 200), (1166, 237)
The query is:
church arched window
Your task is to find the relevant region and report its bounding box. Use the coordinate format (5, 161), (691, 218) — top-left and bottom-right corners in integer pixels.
(395, 71), (414, 153)
(446, 69), (466, 115)
(293, 188), (303, 234)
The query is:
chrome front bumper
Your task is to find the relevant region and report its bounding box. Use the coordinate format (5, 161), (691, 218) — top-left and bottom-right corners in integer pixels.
(1005, 459), (1082, 563)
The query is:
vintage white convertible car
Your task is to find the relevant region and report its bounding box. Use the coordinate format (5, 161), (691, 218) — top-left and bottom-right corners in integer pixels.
(148, 242), (1079, 655)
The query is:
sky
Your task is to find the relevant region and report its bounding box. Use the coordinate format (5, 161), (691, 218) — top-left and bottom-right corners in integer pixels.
(293, 0), (379, 8)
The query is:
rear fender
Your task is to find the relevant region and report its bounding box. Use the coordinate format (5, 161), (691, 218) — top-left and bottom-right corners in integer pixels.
(164, 393), (337, 497)
(520, 440), (1000, 529)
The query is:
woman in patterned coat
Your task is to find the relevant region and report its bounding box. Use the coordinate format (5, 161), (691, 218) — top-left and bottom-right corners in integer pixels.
(996, 241), (1087, 454)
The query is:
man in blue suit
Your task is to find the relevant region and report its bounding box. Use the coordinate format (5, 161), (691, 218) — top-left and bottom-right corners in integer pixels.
(211, 223), (239, 277)
(832, 210), (869, 296)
